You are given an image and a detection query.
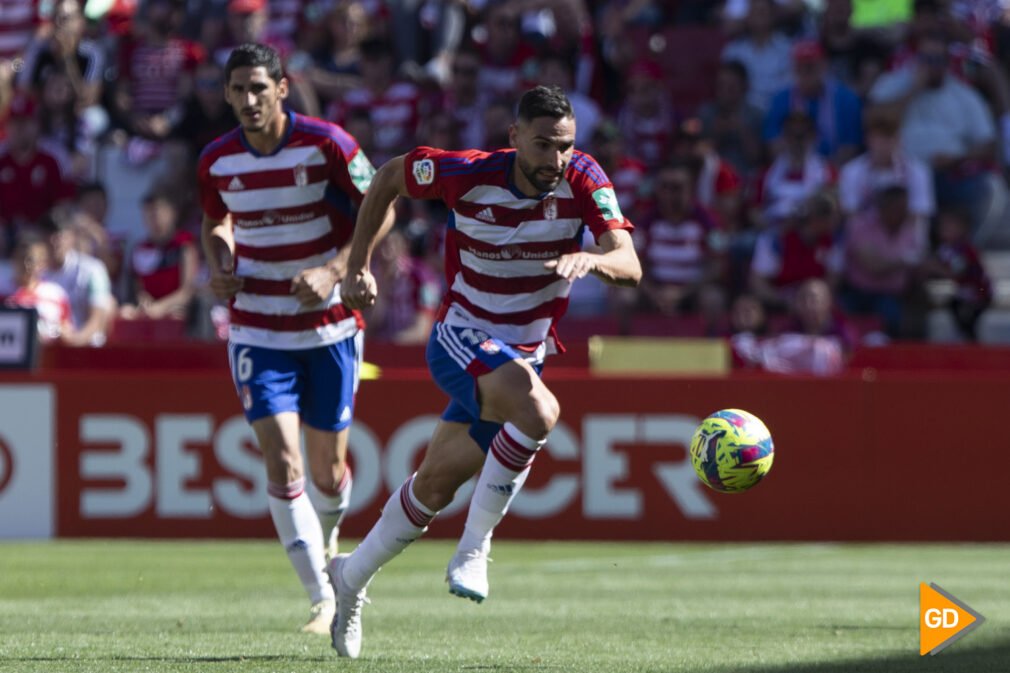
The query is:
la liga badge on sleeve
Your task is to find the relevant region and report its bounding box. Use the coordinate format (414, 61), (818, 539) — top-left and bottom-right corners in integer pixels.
(413, 159), (435, 185)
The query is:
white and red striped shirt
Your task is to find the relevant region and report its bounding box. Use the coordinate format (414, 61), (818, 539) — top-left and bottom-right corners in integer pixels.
(198, 111), (375, 350)
(5, 281), (71, 342)
(327, 82), (423, 165)
(0, 0), (39, 61)
(404, 147), (632, 348)
(639, 206), (722, 286)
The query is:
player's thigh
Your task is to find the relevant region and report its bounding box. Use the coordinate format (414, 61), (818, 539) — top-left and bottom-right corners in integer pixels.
(251, 411), (304, 481)
(477, 358), (558, 432)
(413, 420), (486, 509)
(304, 425), (350, 491)
(300, 332), (361, 433)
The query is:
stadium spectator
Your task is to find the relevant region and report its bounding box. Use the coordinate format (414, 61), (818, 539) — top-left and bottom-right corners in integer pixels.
(721, 0), (795, 112)
(869, 33), (998, 234)
(774, 277), (851, 374)
(841, 184), (928, 337)
(590, 119), (648, 221)
(327, 36), (424, 165)
(18, 0), (106, 110)
(764, 40), (863, 164)
(482, 97), (514, 150)
(45, 209), (115, 346)
(384, 0), (466, 84)
(617, 59), (675, 169)
(3, 234), (73, 344)
(0, 0), (42, 65)
(168, 59), (237, 164)
(722, 0), (808, 37)
(838, 107), (935, 222)
(442, 48), (486, 150)
(924, 208), (992, 341)
(368, 228), (440, 344)
(120, 191), (198, 321)
(36, 64), (104, 181)
(672, 118), (743, 231)
(534, 52), (601, 146)
(112, 0), (205, 141)
(753, 111), (835, 225)
(477, 2), (537, 101)
(306, 0), (367, 105)
(749, 190), (844, 310)
(698, 60), (766, 178)
(633, 161), (725, 316)
(819, 0), (890, 98)
(73, 181), (124, 289)
(0, 93), (76, 256)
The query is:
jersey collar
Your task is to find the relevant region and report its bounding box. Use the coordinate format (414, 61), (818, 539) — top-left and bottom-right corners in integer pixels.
(238, 109), (295, 158)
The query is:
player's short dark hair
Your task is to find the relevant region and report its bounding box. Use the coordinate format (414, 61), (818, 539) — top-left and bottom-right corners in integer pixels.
(517, 85), (574, 124)
(224, 43), (283, 85)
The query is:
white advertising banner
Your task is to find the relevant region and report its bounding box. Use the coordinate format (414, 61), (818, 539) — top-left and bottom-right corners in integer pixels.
(0, 385), (55, 538)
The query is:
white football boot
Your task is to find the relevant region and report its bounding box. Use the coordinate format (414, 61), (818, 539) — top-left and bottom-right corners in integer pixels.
(301, 599), (335, 635)
(326, 553), (367, 658)
(446, 542), (490, 603)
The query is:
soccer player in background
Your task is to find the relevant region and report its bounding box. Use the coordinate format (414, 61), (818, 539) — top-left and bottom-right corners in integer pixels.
(332, 85), (643, 658)
(197, 43), (384, 634)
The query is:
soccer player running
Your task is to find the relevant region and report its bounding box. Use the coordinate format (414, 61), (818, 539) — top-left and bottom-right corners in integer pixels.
(197, 44), (385, 634)
(331, 85), (642, 657)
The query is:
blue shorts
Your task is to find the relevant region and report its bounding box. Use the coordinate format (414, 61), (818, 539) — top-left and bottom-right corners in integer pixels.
(426, 322), (543, 452)
(228, 332), (362, 431)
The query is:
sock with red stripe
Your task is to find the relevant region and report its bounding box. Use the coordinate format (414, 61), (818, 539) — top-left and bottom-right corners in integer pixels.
(457, 423), (545, 554)
(268, 478), (334, 604)
(341, 473), (435, 591)
(308, 466), (353, 552)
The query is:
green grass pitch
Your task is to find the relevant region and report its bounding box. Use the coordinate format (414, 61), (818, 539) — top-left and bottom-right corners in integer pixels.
(1, 540), (1007, 672)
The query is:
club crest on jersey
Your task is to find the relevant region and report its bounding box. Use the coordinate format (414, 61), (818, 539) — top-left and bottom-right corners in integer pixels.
(412, 159), (435, 185)
(543, 196), (557, 220)
(240, 385), (253, 411)
(293, 163), (309, 187)
(479, 339), (501, 355)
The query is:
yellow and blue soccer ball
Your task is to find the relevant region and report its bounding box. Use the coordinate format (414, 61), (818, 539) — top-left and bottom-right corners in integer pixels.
(690, 409), (774, 493)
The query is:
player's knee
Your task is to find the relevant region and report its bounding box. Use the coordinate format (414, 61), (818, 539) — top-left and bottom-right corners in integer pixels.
(521, 389), (560, 439)
(263, 447), (304, 485)
(411, 471), (456, 512)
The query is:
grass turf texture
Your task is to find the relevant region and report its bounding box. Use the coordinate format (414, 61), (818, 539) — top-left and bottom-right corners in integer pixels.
(1, 541), (1007, 672)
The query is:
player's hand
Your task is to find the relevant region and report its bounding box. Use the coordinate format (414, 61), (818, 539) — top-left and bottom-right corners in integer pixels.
(545, 253), (597, 281)
(209, 243), (243, 301)
(340, 268), (378, 310)
(291, 266), (339, 307)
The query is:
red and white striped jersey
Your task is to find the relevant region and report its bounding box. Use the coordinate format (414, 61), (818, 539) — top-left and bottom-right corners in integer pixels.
(5, 281), (71, 342)
(0, 0), (39, 61)
(403, 146), (632, 348)
(198, 111), (375, 350)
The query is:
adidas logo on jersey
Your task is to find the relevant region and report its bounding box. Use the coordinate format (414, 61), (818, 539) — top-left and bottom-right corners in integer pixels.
(228, 176), (246, 191)
(474, 207), (496, 223)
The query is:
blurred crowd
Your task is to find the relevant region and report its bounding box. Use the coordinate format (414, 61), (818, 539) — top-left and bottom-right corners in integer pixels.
(1, 0), (1009, 371)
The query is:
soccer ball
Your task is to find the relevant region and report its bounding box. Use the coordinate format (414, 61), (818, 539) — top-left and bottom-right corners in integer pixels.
(689, 409), (774, 493)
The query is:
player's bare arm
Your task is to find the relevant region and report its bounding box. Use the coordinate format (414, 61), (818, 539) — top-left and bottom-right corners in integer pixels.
(341, 155), (408, 310)
(201, 214), (243, 301)
(544, 229), (642, 287)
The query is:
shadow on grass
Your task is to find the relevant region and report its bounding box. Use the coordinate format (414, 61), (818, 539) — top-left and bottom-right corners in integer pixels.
(721, 637), (1010, 673)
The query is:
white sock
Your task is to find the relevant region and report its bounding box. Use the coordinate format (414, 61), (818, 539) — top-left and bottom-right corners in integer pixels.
(457, 423), (545, 553)
(341, 474), (436, 591)
(268, 478), (334, 604)
(308, 466), (352, 551)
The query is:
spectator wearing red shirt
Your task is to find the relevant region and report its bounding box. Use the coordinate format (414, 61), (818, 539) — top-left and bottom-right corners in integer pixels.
(327, 36), (423, 165)
(120, 191), (198, 321)
(0, 94), (76, 255)
(476, 3), (537, 101)
(633, 161), (726, 316)
(3, 234), (73, 343)
(924, 208), (992, 340)
(113, 0), (205, 140)
(617, 60), (675, 169)
(591, 120), (648, 223)
(749, 190), (843, 309)
(673, 118), (743, 233)
(369, 228), (441, 344)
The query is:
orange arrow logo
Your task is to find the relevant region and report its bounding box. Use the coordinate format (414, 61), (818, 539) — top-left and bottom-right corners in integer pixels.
(920, 583), (985, 655)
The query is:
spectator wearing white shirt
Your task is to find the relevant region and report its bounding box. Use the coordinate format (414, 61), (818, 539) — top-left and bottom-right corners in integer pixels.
(869, 33), (998, 235)
(839, 108), (935, 221)
(45, 210), (115, 347)
(721, 0), (796, 112)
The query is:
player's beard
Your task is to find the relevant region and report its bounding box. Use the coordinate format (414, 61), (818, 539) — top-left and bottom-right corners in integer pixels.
(516, 154), (564, 193)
